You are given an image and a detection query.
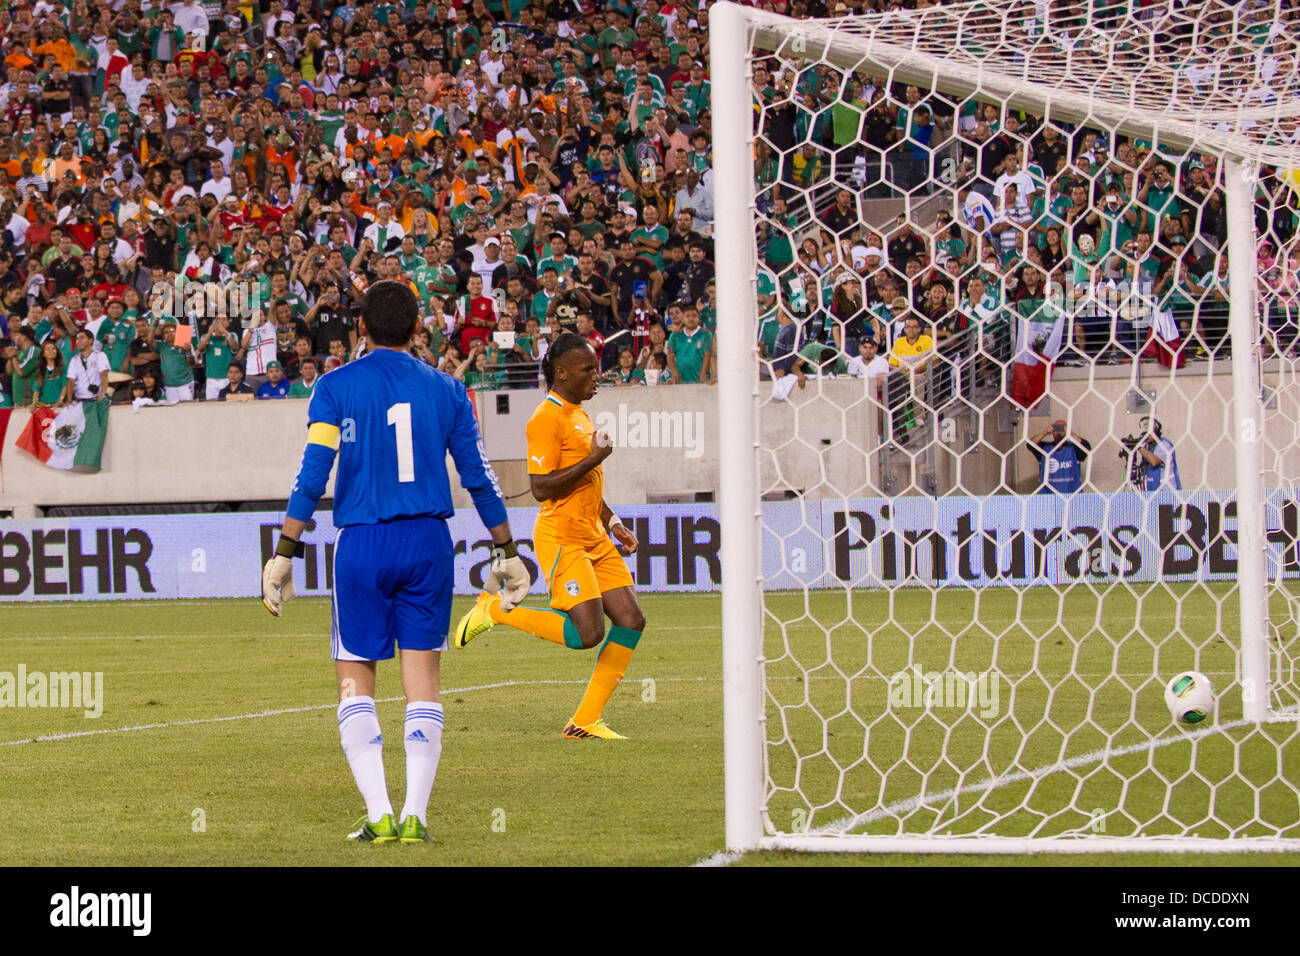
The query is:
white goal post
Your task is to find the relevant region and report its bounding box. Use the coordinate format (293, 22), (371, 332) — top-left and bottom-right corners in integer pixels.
(712, 0), (1300, 854)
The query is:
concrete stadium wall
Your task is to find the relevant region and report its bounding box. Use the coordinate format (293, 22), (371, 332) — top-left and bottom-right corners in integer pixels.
(1, 364), (1297, 517)
(1021, 359), (1300, 495)
(0, 381), (885, 515)
(1, 399), (331, 519)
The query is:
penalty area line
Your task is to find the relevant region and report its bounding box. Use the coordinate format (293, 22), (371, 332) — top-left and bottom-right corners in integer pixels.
(0, 677), (717, 748)
(0, 678), (586, 747)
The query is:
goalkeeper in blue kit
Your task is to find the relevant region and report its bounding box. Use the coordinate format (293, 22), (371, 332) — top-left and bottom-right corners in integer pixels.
(261, 281), (531, 844)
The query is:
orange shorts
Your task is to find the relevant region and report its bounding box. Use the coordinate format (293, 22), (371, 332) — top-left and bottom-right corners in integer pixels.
(533, 533), (635, 611)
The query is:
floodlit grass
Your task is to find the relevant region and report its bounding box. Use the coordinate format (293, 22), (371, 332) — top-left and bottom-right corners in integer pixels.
(762, 585), (1300, 844)
(0, 590), (1296, 866)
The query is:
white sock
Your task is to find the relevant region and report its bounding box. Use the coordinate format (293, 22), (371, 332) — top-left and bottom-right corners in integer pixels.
(337, 696), (393, 823)
(400, 701), (445, 825)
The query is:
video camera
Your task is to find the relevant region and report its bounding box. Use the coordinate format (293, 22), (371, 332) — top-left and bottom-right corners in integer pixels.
(1118, 416), (1160, 488)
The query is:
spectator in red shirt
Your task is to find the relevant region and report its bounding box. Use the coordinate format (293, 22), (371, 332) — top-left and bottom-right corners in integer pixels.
(456, 274), (498, 354)
(575, 310), (605, 363)
(260, 184), (294, 227)
(212, 194), (249, 241)
(64, 205), (97, 252)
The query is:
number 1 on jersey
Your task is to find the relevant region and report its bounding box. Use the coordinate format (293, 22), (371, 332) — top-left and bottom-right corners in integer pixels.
(387, 402), (415, 483)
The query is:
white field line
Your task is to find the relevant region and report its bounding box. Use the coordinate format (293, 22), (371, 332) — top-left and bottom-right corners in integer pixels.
(691, 716), (1255, 867)
(0, 677), (715, 748)
(3, 666), (1240, 751)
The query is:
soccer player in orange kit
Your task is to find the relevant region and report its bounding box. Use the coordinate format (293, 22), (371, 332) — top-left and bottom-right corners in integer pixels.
(453, 332), (646, 739)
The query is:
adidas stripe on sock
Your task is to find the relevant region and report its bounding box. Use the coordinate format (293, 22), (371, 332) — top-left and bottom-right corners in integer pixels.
(400, 701), (445, 827)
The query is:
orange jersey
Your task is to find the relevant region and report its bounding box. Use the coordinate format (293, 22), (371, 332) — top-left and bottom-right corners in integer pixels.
(527, 391), (604, 544)
(376, 134), (407, 161)
(33, 39), (80, 73)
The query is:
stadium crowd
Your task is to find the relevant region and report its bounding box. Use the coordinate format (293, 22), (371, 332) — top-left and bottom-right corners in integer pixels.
(0, 0), (1293, 415)
(754, 0), (1300, 407)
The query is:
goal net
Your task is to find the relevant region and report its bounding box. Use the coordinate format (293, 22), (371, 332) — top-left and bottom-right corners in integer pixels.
(711, 0), (1300, 853)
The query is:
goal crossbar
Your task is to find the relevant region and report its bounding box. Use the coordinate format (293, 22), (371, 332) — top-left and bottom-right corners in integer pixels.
(739, 6), (1300, 169)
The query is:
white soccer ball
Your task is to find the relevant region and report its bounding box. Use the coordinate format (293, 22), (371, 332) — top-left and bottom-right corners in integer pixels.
(1164, 671), (1215, 726)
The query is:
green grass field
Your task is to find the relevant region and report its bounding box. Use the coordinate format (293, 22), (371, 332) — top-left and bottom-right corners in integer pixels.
(1, 590), (1297, 866)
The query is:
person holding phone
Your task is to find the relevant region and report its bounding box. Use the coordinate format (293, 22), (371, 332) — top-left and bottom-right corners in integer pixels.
(610, 238), (662, 330)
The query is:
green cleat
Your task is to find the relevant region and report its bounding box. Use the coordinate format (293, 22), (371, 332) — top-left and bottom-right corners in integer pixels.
(347, 813), (399, 843)
(398, 815), (433, 844)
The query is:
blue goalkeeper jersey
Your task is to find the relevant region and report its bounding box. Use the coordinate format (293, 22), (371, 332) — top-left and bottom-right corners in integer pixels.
(289, 348), (507, 529)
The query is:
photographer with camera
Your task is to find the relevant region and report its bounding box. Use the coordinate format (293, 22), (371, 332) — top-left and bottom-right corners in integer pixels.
(63, 328), (111, 407)
(1136, 418), (1181, 491)
(1028, 419), (1092, 495)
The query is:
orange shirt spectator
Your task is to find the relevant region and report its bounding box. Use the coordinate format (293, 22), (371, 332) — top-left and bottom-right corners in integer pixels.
(408, 128), (439, 152)
(347, 190), (377, 222)
(53, 154), (85, 184)
(265, 143), (296, 184)
(33, 39), (79, 73)
(4, 50), (34, 73)
(456, 130), (498, 161)
(376, 133), (406, 161)
(450, 174), (491, 207)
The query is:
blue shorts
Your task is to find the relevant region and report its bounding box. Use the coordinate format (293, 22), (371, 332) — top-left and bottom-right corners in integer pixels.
(330, 516), (454, 661)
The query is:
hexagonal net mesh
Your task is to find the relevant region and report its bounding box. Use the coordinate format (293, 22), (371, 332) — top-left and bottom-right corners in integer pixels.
(711, 0), (1300, 851)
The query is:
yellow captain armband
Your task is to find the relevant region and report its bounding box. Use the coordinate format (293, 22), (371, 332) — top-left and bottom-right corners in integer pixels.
(307, 422), (342, 450)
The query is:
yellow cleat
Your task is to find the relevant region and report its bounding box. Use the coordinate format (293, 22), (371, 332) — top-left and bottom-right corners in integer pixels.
(562, 718), (628, 740)
(453, 592), (499, 649)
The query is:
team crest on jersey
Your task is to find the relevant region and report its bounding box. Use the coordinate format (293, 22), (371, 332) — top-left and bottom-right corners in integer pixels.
(565, 580), (580, 597)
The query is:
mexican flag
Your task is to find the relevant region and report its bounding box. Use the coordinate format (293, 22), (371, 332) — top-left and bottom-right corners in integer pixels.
(1011, 306), (1065, 409)
(15, 402), (108, 473)
(1142, 308), (1186, 369)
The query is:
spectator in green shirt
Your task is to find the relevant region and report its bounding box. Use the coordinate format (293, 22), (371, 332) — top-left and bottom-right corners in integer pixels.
(289, 358), (320, 398)
(763, 197), (797, 270)
(631, 203), (669, 270)
(603, 347), (646, 386)
(667, 306), (714, 384)
(157, 322), (196, 402)
(94, 299), (134, 373)
(797, 340), (849, 378)
(198, 315), (240, 401)
(1137, 160), (1186, 237)
(5, 326), (40, 407)
(33, 341), (68, 408)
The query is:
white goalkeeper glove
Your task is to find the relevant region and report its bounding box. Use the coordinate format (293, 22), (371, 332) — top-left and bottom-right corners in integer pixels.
(262, 536), (302, 616)
(485, 541), (530, 611)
